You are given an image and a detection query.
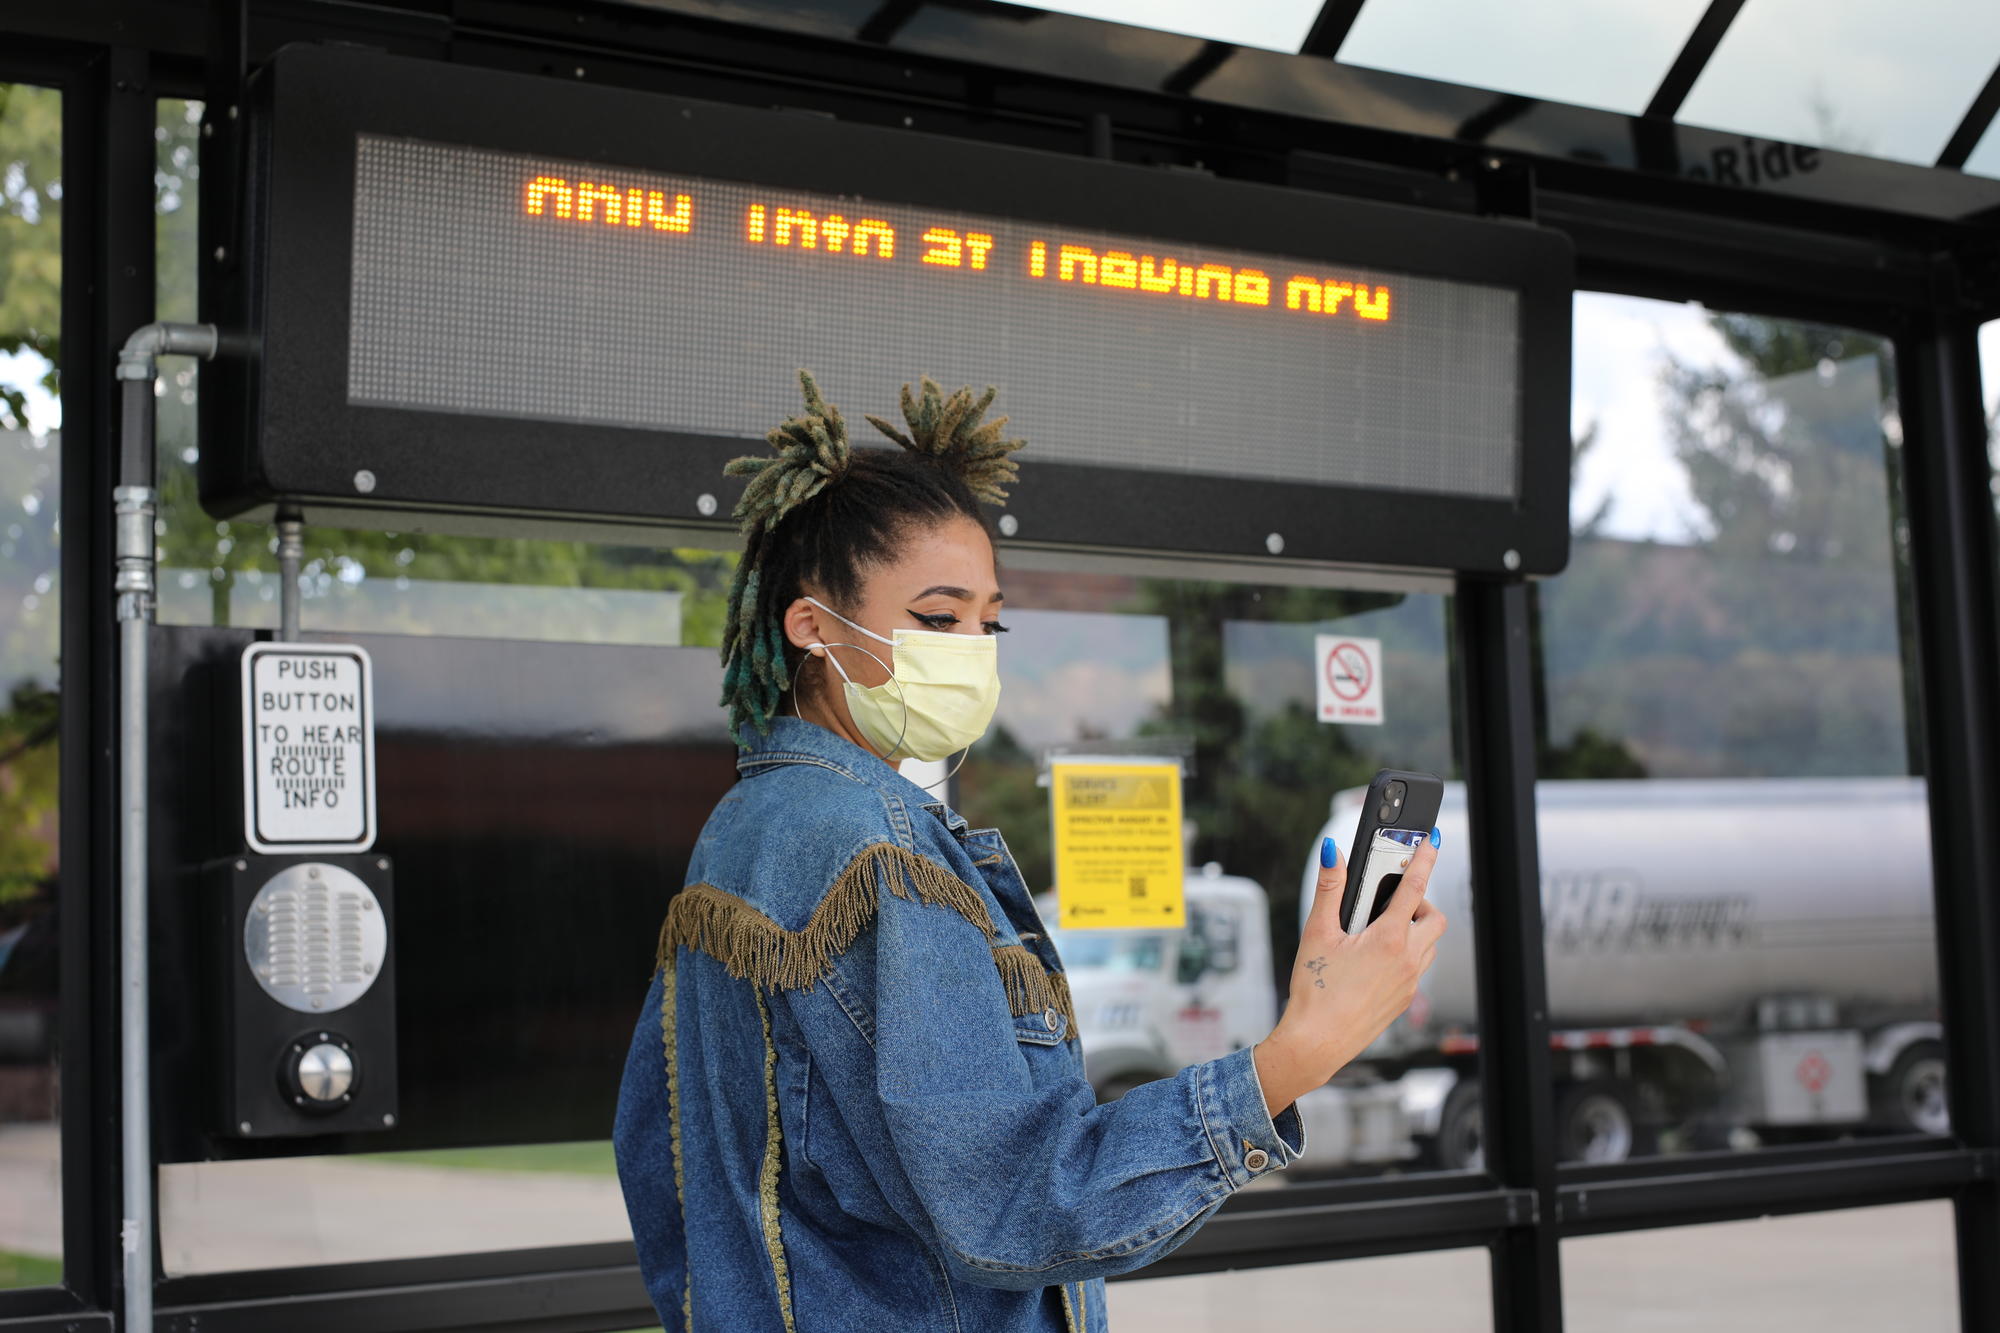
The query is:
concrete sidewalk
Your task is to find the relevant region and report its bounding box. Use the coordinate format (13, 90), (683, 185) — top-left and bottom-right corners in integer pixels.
(2, 1121), (1961, 1330)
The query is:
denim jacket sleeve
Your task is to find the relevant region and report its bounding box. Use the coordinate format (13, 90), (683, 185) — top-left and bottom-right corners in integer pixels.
(870, 844), (1308, 1290)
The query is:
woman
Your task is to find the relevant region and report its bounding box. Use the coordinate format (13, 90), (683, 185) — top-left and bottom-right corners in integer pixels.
(612, 371), (1448, 1332)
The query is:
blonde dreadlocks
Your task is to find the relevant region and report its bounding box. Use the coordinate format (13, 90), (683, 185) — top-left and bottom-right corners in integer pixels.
(717, 369), (1027, 746)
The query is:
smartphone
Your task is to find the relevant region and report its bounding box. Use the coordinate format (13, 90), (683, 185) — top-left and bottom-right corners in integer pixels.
(1339, 769), (1445, 934)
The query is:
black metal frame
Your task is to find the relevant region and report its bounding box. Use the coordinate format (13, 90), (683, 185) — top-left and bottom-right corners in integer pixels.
(207, 43), (1575, 576)
(1, 4), (1998, 1332)
(1642, 0), (1747, 122)
(1938, 60), (2000, 172)
(0, 32), (155, 1333)
(1892, 284), (2000, 1325)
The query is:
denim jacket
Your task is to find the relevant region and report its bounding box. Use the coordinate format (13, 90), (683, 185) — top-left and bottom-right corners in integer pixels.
(612, 715), (1307, 1332)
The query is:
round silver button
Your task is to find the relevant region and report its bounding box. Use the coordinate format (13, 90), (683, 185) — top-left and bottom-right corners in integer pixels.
(1043, 1008), (1059, 1031)
(297, 1042), (356, 1102)
(1244, 1147), (1270, 1171)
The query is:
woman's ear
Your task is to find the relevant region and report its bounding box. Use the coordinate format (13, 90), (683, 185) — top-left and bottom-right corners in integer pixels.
(782, 595), (828, 656)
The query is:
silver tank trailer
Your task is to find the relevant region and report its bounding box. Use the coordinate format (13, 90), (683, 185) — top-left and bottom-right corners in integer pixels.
(1300, 777), (1943, 1160)
(1304, 777), (1936, 1037)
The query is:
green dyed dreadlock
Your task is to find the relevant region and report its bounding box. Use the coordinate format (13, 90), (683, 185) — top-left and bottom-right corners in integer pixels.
(717, 369), (1027, 746)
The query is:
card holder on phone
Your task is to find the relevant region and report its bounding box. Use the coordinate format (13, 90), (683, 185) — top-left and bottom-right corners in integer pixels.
(1344, 827), (1425, 933)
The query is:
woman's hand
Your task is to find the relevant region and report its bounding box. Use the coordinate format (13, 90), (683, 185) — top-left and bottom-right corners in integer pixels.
(1252, 835), (1448, 1119)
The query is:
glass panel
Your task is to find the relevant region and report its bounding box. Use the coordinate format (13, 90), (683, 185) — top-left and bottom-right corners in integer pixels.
(1335, 0), (1711, 116)
(1005, 1), (1324, 54)
(1984, 317), (1999, 473)
(1679, 0), (2000, 166)
(155, 624), (740, 1274)
(160, 1141), (634, 1273)
(954, 555), (1476, 1181)
(1532, 291), (1937, 1167)
(1966, 115), (2000, 179)
(0, 80), (63, 1293)
(155, 99), (740, 1275)
(1107, 1245), (1492, 1329)
(1987, 317), (1999, 602)
(1564, 1201), (1957, 1330)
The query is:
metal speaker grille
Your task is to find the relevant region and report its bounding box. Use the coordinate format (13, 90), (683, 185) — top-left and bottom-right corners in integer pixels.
(243, 862), (387, 1014)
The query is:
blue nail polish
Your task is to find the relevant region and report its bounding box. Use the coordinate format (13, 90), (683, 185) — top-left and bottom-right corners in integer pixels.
(1430, 826), (1442, 848)
(1320, 836), (1339, 868)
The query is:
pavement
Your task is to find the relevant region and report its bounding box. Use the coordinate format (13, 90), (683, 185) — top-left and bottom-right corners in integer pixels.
(1103, 1200), (1958, 1330)
(2, 1122), (634, 1273)
(0, 1122), (59, 1260)
(0, 1122), (1962, 1328)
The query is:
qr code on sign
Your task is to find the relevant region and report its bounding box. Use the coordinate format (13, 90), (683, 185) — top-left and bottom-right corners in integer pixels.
(1129, 876), (1147, 898)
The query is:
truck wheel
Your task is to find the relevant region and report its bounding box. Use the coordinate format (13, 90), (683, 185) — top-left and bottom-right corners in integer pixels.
(1874, 1042), (1950, 1136)
(1555, 1079), (1645, 1165)
(1435, 1078), (1484, 1171)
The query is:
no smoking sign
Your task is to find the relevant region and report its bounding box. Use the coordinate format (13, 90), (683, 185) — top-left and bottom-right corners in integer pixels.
(1315, 634), (1384, 726)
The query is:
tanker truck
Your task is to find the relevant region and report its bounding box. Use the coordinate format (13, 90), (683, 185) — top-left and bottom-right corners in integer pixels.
(1299, 777), (1944, 1169)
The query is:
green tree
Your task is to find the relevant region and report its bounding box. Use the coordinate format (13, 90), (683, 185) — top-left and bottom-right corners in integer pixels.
(1665, 316), (1895, 572)
(0, 85), (62, 915)
(0, 84), (60, 433)
(0, 681), (57, 908)
(1529, 419), (1649, 779)
(1130, 580), (1409, 986)
(1537, 308), (1911, 780)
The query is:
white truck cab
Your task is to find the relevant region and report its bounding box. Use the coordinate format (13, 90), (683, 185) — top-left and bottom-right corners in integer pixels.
(1036, 865), (1413, 1172)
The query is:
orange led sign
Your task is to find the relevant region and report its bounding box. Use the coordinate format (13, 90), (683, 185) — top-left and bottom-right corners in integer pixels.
(524, 175), (693, 232)
(742, 204), (896, 257)
(343, 131), (1531, 515)
(520, 179), (1392, 324)
(240, 48), (1576, 580)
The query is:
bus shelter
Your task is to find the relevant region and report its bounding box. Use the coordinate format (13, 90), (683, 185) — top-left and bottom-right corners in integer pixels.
(1, 2), (1999, 1331)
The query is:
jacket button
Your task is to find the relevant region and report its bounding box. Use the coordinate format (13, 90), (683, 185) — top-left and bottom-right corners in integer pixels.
(1043, 1008), (1059, 1031)
(1244, 1147), (1270, 1171)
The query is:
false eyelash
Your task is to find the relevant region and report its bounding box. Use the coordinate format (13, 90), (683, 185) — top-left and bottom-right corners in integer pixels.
(911, 611), (1010, 634)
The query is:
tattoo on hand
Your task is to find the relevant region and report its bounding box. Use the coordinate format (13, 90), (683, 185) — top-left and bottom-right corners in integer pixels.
(1305, 955), (1326, 987)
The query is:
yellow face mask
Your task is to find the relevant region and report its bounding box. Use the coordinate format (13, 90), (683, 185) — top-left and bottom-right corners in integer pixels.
(803, 595), (1002, 763)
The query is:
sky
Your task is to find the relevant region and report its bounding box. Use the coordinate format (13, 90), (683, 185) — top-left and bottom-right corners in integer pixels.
(1020, 0), (2000, 171)
(0, 348), (57, 435)
(1985, 321), (2000, 455)
(1569, 293), (1730, 544)
(985, 608), (1173, 750)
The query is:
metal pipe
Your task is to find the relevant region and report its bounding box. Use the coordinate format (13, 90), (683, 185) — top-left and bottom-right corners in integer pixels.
(276, 507), (304, 641)
(115, 322), (221, 1333)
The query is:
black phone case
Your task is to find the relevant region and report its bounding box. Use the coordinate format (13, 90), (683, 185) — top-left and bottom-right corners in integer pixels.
(1338, 768), (1445, 932)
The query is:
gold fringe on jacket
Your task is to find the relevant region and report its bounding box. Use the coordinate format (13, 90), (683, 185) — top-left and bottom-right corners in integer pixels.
(991, 943), (1079, 1038)
(1059, 1278), (1086, 1331)
(657, 949), (693, 1329)
(753, 986), (799, 1332)
(656, 841), (1078, 1042)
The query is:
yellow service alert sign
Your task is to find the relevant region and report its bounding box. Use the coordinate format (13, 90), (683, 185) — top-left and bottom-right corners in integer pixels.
(1051, 760), (1185, 929)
